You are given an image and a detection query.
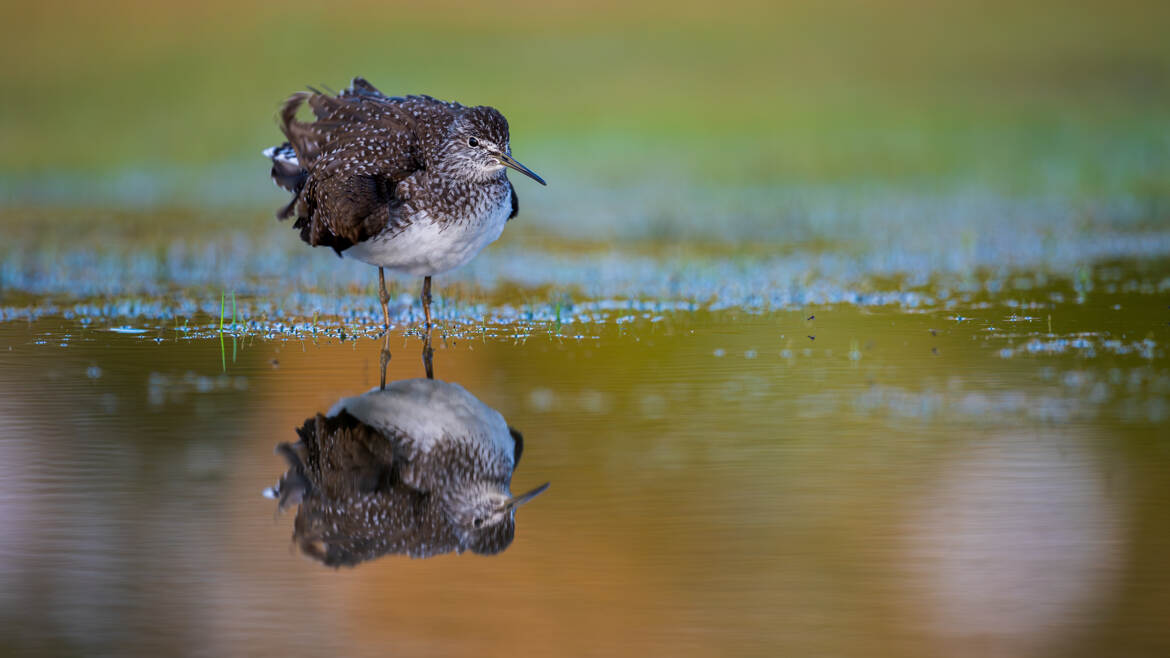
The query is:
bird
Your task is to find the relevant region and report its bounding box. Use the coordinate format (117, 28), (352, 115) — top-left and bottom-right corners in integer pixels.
(263, 77), (546, 329)
(263, 377), (549, 566)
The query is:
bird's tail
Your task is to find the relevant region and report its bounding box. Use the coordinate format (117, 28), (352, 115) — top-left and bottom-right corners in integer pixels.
(262, 142), (307, 220)
(263, 81), (368, 221)
(262, 442), (313, 512)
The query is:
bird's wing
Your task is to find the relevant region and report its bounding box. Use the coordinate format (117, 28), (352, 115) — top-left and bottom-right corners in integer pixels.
(277, 409), (467, 566)
(509, 426), (524, 467)
(292, 411), (399, 499)
(273, 80), (459, 252)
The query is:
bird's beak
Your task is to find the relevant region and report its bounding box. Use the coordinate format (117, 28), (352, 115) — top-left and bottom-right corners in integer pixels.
(506, 482), (550, 509)
(496, 152), (546, 186)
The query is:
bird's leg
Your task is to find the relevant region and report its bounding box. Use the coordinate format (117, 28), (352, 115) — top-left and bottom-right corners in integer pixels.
(379, 332), (391, 391)
(377, 267), (392, 332)
(378, 268), (393, 389)
(421, 276), (433, 328)
(421, 329), (434, 380)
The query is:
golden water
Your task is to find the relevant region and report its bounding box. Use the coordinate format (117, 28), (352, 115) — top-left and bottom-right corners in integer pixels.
(1, 294), (1167, 656)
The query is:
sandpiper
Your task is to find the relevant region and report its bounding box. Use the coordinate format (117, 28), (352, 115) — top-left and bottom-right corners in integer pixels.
(263, 377), (550, 565)
(263, 77), (545, 328)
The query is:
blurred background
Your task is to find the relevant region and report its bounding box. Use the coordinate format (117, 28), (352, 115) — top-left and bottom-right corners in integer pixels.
(2, 0), (1167, 240)
(3, 0), (1167, 310)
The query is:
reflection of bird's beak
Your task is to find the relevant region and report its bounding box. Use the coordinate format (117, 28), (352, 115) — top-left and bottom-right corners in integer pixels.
(496, 152), (546, 185)
(506, 482), (550, 509)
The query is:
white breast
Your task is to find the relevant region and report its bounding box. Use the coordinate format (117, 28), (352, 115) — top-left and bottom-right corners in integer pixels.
(342, 196), (511, 277)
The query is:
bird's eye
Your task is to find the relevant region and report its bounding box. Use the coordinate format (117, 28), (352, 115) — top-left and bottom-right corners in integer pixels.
(467, 137), (479, 147)
(473, 517), (484, 528)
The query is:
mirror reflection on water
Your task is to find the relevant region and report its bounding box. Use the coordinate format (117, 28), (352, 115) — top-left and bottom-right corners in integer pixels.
(0, 271), (1168, 656)
(264, 366), (549, 565)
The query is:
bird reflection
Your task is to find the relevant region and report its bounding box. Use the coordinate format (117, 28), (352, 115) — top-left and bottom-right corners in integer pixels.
(264, 357), (548, 567)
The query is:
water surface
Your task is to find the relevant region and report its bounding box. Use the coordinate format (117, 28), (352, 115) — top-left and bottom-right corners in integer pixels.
(1, 273), (1168, 656)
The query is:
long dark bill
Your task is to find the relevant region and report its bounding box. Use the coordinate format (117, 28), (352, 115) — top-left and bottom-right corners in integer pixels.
(506, 482), (551, 509)
(497, 152), (547, 185)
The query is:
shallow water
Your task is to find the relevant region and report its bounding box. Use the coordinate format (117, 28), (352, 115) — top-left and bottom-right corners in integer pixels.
(2, 267), (1169, 656)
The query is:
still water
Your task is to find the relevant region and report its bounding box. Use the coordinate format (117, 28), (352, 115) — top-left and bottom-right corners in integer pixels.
(1, 289), (1168, 657)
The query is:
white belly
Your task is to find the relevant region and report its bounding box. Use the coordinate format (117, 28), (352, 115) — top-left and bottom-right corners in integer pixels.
(330, 379), (513, 463)
(342, 204), (510, 276)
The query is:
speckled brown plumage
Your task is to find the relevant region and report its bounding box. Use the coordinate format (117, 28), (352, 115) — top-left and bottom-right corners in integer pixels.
(267, 78), (521, 254)
(263, 77), (543, 327)
(265, 379), (546, 567)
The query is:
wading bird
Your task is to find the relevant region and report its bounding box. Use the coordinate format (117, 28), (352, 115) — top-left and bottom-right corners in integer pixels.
(263, 377), (549, 566)
(264, 77), (545, 328)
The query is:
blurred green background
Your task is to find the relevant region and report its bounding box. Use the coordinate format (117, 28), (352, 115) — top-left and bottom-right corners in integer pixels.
(3, 0), (1168, 214)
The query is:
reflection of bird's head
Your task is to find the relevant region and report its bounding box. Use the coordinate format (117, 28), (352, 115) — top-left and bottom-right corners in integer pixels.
(448, 480), (550, 555)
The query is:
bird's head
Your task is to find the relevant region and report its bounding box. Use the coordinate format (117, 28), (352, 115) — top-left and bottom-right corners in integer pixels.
(442, 106), (546, 186)
(448, 480), (550, 555)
